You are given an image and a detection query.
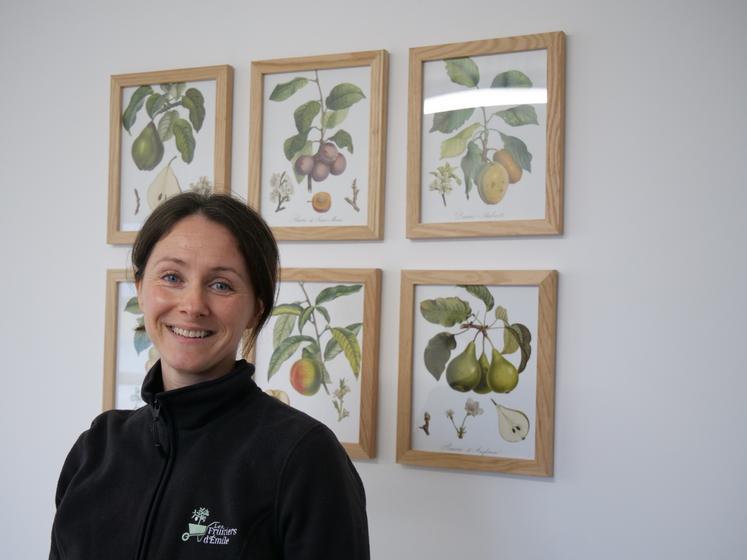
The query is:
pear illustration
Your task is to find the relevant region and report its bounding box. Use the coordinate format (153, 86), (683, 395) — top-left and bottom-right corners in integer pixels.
(132, 122), (164, 171)
(445, 341), (481, 392)
(487, 349), (519, 393)
(473, 351), (492, 394)
(147, 157), (181, 211)
(491, 400), (530, 442)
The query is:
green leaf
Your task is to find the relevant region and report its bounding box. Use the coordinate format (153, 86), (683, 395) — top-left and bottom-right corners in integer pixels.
(157, 110), (178, 142)
(283, 130), (309, 161)
(324, 323), (362, 361)
(273, 314), (296, 348)
(491, 70), (533, 88)
(124, 296), (140, 314)
(160, 82), (186, 98)
(172, 118), (196, 163)
(272, 303), (304, 316)
(423, 332), (457, 380)
(499, 132), (532, 172)
(458, 285), (494, 311)
(298, 306), (314, 334)
(325, 83), (365, 110)
(495, 105), (538, 126)
(330, 327), (362, 377)
(445, 58), (480, 87)
(146, 93), (167, 119)
(267, 334), (316, 379)
(293, 100), (321, 133)
(183, 88), (206, 132)
(328, 129), (353, 154)
(495, 306), (509, 323)
(269, 77), (309, 101)
(315, 305), (330, 323)
(419, 297), (472, 326)
(134, 330), (151, 355)
(502, 325), (520, 355)
(315, 284), (362, 305)
(323, 108), (348, 129)
(291, 141), (314, 183)
(460, 141), (482, 198)
(318, 355), (332, 384)
(440, 123), (481, 159)
(122, 85), (153, 133)
(430, 108), (475, 134)
(510, 323), (532, 373)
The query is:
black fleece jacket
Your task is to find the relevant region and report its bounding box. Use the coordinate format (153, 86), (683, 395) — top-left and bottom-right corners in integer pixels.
(49, 360), (370, 559)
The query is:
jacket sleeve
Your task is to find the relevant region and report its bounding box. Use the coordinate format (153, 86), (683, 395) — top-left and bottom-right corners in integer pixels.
(276, 425), (370, 560)
(49, 431), (88, 560)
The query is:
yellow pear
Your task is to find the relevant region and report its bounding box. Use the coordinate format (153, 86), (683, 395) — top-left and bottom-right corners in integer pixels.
(487, 349), (518, 393)
(147, 157), (181, 211)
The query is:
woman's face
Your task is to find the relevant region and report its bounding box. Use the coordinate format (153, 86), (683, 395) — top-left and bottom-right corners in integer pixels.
(136, 214), (257, 390)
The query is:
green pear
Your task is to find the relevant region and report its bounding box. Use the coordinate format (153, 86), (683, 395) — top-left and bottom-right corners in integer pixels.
(473, 352), (492, 394)
(487, 349), (519, 393)
(445, 341), (481, 392)
(132, 122), (164, 170)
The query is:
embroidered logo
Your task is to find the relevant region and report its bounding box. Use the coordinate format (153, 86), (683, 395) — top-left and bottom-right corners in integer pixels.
(181, 507), (238, 545)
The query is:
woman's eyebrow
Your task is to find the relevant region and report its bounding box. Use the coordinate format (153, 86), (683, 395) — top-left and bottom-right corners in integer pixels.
(152, 257), (186, 267)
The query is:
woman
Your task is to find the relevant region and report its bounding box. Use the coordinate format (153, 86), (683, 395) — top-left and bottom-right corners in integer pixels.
(49, 192), (370, 559)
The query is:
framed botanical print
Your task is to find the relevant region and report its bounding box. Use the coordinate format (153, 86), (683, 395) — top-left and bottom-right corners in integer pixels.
(249, 51), (388, 240)
(396, 269), (558, 476)
(406, 32), (565, 238)
(107, 65), (233, 244)
(102, 269), (158, 410)
(252, 268), (381, 459)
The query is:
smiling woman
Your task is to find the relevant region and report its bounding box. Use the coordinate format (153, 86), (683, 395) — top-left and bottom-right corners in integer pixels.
(49, 193), (370, 559)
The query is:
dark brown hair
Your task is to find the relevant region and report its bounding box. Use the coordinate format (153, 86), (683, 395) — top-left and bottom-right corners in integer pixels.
(132, 191), (279, 354)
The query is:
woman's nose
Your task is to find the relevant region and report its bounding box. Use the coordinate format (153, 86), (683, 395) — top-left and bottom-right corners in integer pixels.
(179, 284), (209, 317)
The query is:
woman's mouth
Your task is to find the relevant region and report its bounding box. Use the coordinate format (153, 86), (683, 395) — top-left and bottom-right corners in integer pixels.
(168, 325), (214, 339)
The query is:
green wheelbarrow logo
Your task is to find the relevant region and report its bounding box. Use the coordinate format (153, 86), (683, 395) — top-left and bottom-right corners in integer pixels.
(182, 507), (210, 542)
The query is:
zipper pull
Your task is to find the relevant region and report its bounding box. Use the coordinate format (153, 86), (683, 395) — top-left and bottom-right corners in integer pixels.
(151, 399), (165, 453)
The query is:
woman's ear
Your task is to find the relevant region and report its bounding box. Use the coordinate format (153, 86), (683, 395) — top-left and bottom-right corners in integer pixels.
(248, 302), (264, 330)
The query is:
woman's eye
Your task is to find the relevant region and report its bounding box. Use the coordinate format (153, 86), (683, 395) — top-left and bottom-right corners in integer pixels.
(161, 273), (180, 283)
(211, 281), (232, 292)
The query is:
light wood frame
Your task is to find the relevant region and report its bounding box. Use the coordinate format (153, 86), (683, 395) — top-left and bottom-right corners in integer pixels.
(249, 51), (388, 240)
(103, 269), (136, 410)
(406, 32), (566, 238)
(254, 268), (381, 459)
(107, 65), (233, 244)
(396, 270), (558, 476)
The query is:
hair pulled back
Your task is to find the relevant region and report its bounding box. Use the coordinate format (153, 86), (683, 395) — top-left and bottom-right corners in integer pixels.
(132, 191), (279, 354)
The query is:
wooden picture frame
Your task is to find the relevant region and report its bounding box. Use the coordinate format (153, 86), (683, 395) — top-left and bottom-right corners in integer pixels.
(249, 51), (388, 240)
(406, 32), (565, 238)
(396, 270), (557, 476)
(102, 269), (157, 411)
(107, 65), (233, 244)
(252, 268), (381, 459)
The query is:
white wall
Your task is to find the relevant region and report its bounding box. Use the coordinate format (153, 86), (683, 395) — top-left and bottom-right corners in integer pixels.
(1, 0), (746, 558)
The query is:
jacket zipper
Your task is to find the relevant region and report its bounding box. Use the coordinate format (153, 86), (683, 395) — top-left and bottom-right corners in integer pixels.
(136, 398), (175, 560)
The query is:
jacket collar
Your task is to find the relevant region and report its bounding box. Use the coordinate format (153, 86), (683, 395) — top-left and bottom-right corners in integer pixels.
(141, 359), (259, 429)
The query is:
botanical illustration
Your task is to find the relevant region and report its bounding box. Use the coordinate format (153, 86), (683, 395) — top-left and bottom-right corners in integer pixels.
(123, 296), (159, 374)
(266, 282), (363, 422)
(426, 58), (538, 208)
(267, 71), (366, 217)
(121, 82), (212, 215)
(418, 285), (533, 443)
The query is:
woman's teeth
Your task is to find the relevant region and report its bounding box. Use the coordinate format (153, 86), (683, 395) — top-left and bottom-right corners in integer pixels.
(170, 326), (211, 339)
